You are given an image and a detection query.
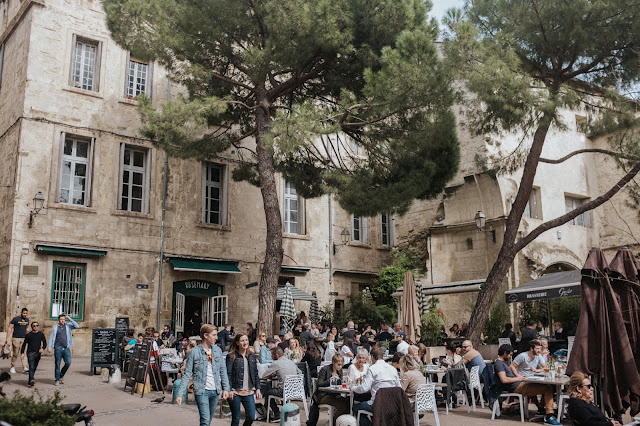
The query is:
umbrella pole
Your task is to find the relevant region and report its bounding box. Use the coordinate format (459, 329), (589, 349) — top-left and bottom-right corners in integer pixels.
(547, 299), (553, 335)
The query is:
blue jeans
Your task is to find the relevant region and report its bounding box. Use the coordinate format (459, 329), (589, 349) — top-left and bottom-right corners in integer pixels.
(54, 347), (71, 381)
(353, 401), (373, 426)
(27, 352), (41, 382)
(230, 393), (256, 426)
(194, 389), (220, 426)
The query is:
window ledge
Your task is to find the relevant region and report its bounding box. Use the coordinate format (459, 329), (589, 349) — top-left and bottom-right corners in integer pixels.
(63, 86), (103, 99)
(119, 98), (140, 106)
(348, 242), (372, 249)
(376, 245), (392, 251)
(283, 233), (310, 240)
(50, 203), (98, 214)
(112, 210), (154, 220)
(196, 223), (231, 232)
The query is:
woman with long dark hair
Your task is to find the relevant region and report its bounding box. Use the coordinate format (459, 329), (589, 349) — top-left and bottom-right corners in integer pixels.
(226, 333), (261, 426)
(340, 337), (355, 366)
(301, 341), (322, 378)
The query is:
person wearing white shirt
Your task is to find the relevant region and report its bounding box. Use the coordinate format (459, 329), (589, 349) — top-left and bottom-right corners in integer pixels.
(352, 347), (401, 426)
(396, 334), (409, 355)
(347, 349), (369, 384)
(340, 337), (355, 366)
(511, 339), (547, 378)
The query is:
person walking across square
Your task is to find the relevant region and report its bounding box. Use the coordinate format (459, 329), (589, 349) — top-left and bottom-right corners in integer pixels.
(47, 314), (79, 386)
(20, 321), (46, 386)
(7, 308), (30, 374)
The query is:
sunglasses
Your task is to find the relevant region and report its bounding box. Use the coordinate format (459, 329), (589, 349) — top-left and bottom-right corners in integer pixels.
(580, 384), (594, 389)
(32, 324), (39, 328)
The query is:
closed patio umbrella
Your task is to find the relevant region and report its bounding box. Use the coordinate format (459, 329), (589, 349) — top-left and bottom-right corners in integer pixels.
(309, 291), (321, 324)
(567, 247), (640, 416)
(279, 282), (296, 333)
(608, 248), (640, 373)
(401, 270), (421, 344)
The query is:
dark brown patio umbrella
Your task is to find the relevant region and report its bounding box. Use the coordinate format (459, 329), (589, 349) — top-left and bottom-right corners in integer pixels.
(609, 248), (640, 373)
(567, 247), (640, 416)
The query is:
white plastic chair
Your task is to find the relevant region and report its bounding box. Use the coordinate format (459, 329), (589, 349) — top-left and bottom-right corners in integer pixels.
(312, 377), (336, 426)
(414, 383), (440, 426)
(491, 392), (525, 423)
(557, 393), (570, 420)
(356, 409), (373, 425)
(267, 374), (309, 420)
(498, 338), (512, 347)
(567, 336), (575, 363)
(468, 365), (485, 411)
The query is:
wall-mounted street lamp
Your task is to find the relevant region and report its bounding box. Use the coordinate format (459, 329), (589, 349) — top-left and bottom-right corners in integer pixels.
(28, 192), (45, 228)
(474, 210), (496, 242)
(333, 228), (350, 254)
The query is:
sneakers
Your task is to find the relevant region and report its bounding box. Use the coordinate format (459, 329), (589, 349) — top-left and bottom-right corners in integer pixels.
(59, 378), (64, 384)
(9, 367), (16, 374)
(28, 380), (35, 387)
(24, 367), (29, 373)
(54, 381), (60, 386)
(544, 415), (562, 425)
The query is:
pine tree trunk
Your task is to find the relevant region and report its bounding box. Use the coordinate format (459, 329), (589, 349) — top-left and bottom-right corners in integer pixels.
(255, 89), (283, 337)
(467, 114), (553, 346)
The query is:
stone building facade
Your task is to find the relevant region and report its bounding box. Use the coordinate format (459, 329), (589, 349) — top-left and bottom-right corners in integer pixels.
(397, 104), (639, 330)
(0, 0), (394, 354)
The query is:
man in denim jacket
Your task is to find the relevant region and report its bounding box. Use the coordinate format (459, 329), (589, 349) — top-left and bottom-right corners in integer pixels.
(47, 314), (79, 386)
(176, 324), (230, 426)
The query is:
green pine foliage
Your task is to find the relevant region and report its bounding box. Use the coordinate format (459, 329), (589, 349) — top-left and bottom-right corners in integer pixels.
(102, 0), (460, 216)
(482, 298), (510, 343)
(372, 248), (422, 309)
(0, 391), (74, 426)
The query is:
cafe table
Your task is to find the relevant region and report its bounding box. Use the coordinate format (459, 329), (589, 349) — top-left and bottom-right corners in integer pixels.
(318, 385), (355, 409)
(524, 374), (570, 404)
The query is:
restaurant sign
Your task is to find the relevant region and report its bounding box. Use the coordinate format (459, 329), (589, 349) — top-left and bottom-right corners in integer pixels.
(505, 285), (581, 303)
(173, 279), (223, 296)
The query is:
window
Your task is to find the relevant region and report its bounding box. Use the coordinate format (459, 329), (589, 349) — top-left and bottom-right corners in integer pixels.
(523, 187), (541, 219)
(202, 163), (227, 225)
(284, 181), (305, 234)
(351, 214), (368, 243)
(70, 35), (101, 91)
(119, 145), (150, 213)
(565, 195), (591, 227)
(0, 43), (4, 89)
(348, 138), (365, 157)
(381, 213), (394, 246)
(50, 262), (85, 321)
(59, 134), (93, 206)
(126, 56), (151, 98)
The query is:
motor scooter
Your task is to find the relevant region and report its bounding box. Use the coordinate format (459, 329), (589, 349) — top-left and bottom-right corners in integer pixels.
(63, 403), (95, 425)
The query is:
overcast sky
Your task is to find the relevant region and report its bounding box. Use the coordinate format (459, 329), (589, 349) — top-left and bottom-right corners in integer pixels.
(428, 0), (466, 23)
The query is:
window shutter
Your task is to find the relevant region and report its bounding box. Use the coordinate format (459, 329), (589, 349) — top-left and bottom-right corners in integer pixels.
(362, 217), (368, 243)
(85, 138), (94, 206)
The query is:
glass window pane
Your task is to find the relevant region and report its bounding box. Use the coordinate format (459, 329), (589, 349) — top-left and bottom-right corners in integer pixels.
(76, 141), (89, 158)
(132, 185), (142, 199)
(60, 189), (69, 203)
(64, 140), (73, 155)
(75, 163), (86, 177)
(73, 191), (84, 205)
(131, 199), (142, 212)
(209, 166), (220, 182)
(133, 151), (144, 167)
(132, 172), (143, 185)
(124, 149), (131, 165)
(121, 197), (128, 210)
(122, 171), (130, 184)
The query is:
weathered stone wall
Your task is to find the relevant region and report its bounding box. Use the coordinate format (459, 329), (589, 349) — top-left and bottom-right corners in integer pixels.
(2, 0), (392, 354)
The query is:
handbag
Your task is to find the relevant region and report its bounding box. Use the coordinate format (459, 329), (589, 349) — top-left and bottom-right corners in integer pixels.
(1, 341), (11, 359)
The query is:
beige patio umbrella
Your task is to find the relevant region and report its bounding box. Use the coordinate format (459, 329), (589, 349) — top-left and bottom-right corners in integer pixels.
(401, 270), (421, 344)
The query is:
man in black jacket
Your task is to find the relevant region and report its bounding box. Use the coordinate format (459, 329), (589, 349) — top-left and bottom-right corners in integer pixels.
(20, 321), (46, 386)
(218, 324), (231, 351)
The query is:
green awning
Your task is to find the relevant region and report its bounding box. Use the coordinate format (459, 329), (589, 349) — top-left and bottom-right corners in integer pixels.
(168, 257), (241, 274)
(280, 266), (310, 274)
(35, 244), (107, 257)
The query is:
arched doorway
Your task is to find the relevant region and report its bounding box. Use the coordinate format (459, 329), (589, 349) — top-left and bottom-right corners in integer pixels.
(172, 280), (227, 337)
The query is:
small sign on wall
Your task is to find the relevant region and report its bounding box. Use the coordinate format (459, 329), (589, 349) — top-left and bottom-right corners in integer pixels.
(136, 284), (149, 289)
(22, 265), (39, 276)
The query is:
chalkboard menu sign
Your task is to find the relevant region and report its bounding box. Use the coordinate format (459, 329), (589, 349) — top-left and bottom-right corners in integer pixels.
(90, 328), (119, 375)
(115, 317), (129, 336)
(124, 338), (164, 397)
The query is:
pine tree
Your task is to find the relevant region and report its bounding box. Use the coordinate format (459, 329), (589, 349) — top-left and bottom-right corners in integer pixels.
(102, 0), (460, 335)
(443, 0), (640, 345)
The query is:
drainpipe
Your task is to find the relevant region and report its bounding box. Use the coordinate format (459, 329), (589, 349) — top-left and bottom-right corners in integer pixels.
(328, 195), (333, 287)
(156, 76), (171, 331)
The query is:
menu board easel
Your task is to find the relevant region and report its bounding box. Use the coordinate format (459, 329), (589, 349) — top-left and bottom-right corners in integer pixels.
(124, 338), (164, 397)
(90, 328), (119, 375)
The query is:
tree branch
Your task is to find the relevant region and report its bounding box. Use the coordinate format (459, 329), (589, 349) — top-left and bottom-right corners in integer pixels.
(514, 161), (640, 251)
(539, 148), (639, 164)
(210, 71), (254, 92)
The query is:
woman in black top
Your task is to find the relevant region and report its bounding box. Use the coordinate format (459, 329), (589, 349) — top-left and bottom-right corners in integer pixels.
(567, 371), (621, 426)
(226, 333), (261, 426)
(306, 353), (349, 426)
(301, 342), (322, 378)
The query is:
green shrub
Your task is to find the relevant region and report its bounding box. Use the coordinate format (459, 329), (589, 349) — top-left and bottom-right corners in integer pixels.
(483, 298), (510, 343)
(0, 390), (74, 426)
(372, 248), (422, 309)
(420, 297), (447, 346)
